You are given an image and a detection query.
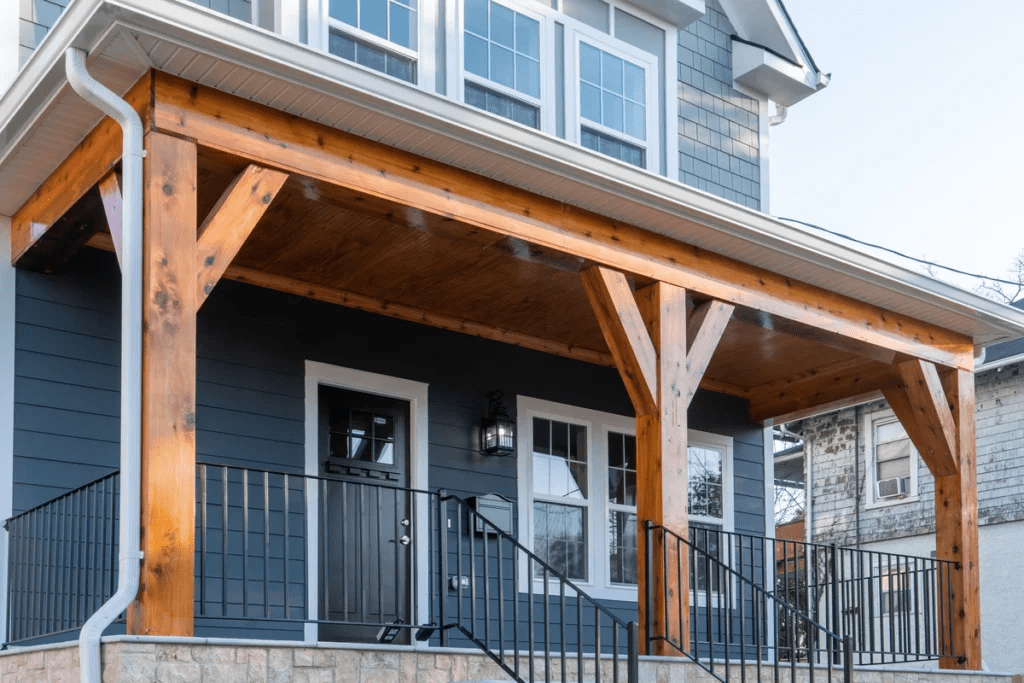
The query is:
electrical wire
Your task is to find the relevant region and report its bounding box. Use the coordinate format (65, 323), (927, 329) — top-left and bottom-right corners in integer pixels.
(775, 216), (1023, 287)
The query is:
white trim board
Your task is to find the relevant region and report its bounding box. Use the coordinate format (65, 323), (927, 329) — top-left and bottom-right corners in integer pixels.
(302, 361), (430, 645)
(0, 215), (15, 645)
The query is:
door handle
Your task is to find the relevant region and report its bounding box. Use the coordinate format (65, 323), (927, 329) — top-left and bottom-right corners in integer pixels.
(400, 535), (411, 546)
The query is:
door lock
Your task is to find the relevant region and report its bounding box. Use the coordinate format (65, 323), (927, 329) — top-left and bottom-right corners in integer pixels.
(400, 535), (411, 546)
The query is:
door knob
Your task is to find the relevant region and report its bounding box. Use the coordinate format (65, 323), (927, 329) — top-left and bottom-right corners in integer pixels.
(400, 535), (411, 546)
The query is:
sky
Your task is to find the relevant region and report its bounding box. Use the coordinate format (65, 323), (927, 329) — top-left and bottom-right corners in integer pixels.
(768, 1), (1024, 300)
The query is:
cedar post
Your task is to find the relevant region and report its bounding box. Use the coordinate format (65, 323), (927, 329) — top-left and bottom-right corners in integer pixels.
(127, 132), (198, 635)
(884, 361), (982, 669)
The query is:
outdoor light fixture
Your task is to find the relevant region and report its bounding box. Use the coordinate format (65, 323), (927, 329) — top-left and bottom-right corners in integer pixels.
(376, 619), (404, 644)
(481, 390), (515, 456)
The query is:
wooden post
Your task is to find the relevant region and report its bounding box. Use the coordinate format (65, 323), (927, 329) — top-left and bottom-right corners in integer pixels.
(884, 361), (981, 669)
(128, 132), (199, 635)
(581, 267), (732, 655)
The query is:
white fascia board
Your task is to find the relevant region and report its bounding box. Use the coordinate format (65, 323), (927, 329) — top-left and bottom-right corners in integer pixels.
(717, 0), (825, 88)
(732, 40), (819, 107)
(2, 0), (1024, 349)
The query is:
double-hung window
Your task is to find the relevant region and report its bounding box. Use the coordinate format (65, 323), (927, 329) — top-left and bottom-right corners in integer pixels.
(326, 0), (422, 83)
(460, 0), (548, 129)
(864, 409), (919, 506)
(518, 396), (732, 599)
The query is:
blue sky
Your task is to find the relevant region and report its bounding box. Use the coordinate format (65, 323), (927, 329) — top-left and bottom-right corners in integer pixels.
(769, 1), (1024, 297)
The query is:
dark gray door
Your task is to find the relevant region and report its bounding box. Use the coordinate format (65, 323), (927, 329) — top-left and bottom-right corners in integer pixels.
(318, 385), (412, 643)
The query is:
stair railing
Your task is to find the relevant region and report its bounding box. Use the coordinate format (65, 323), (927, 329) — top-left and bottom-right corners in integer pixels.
(645, 522), (852, 683)
(439, 493), (639, 683)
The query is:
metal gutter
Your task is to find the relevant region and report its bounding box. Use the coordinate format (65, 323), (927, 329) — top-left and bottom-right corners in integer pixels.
(65, 47), (145, 683)
(2, 0), (1024, 348)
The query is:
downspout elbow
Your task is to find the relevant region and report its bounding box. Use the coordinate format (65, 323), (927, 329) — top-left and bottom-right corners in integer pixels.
(769, 104), (788, 127)
(65, 47), (145, 683)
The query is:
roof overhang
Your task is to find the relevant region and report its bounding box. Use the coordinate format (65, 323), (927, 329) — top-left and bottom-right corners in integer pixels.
(732, 38), (827, 106)
(1, 0), (1023, 352)
(639, 0), (706, 28)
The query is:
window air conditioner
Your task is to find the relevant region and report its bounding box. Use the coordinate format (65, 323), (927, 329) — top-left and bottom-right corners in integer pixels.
(876, 477), (909, 499)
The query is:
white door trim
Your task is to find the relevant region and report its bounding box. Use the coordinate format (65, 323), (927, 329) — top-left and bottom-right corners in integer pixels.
(303, 360), (430, 644)
(0, 216), (15, 646)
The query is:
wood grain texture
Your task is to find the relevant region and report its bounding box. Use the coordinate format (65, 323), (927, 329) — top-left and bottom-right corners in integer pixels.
(895, 359), (959, 477)
(97, 172), (123, 268)
(11, 72), (152, 265)
(633, 281), (690, 655)
(934, 368), (982, 670)
(685, 300), (734, 407)
(148, 73), (974, 371)
(196, 164), (288, 307)
(580, 267), (658, 416)
(127, 132), (197, 637)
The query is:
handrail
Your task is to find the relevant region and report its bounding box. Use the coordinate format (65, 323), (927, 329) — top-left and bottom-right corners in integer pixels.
(647, 522), (850, 683)
(440, 494), (639, 683)
(4, 471), (119, 529)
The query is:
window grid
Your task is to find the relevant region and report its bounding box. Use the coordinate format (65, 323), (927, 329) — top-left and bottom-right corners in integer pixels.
(464, 0), (541, 99)
(331, 0), (419, 51)
(607, 431), (637, 586)
(532, 417), (589, 581)
(578, 41), (646, 141)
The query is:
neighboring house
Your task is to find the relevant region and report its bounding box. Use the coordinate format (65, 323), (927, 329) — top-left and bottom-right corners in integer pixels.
(788, 301), (1024, 674)
(1, 1), (1023, 682)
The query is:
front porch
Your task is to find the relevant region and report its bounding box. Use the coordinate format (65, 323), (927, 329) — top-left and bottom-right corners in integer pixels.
(5, 64), (1020, 681)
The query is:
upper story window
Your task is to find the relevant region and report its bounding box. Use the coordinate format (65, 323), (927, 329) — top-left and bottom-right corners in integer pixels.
(864, 409), (919, 507)
(328, 0), (421, 83)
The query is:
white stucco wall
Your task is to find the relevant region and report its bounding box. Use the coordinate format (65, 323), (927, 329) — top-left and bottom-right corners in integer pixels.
(856, 520), (1024, 674)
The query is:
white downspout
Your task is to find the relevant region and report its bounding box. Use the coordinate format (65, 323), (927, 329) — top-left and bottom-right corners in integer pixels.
(65, 48), (144, 683)
(769, 104), (788, 126)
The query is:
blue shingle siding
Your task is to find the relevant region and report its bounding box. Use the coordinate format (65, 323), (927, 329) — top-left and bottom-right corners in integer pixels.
(12, 247), (765, 641)
(677, 0), (761, 209)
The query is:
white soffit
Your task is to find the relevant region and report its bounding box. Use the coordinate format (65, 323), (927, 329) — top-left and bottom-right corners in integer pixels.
(638, 0), (706, 28)
(1, 0), (1023, 348)
(732, 40), (818, 106)
(716, 0), (816, 76)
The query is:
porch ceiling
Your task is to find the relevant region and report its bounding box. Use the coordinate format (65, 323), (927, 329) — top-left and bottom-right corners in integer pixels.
(75, 145), (887, 418)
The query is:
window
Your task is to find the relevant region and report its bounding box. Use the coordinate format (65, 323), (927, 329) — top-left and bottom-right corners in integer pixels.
(863, 409), (919, 507)
(326, 0), (422, 83)
(567, 31), (657, 169)
(463, 0), (545, 128)
(518, 396), (732, 598)
(880, 569), (911, 615)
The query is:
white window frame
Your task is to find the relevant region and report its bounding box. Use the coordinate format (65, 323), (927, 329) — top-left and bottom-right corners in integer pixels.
(449, 0), (558, 133)
(862, 408), (920, 509)
(563, 22), (660, 172)
(302, 361), (431, 645)
(309, 0), (439, 91)
(516, 396), (734, 602)
(686, 431), (735, 607)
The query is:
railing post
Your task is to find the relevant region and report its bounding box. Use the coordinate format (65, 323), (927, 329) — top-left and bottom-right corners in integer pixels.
(843, 634), (853, 682)
(627, 621), (639, 683)
(644, 521), (654, 655)
(437, 490), (448, 647)
(830, 543), (841, 665)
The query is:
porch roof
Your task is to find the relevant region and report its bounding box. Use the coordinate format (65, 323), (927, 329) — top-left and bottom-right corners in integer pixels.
(2, 0), (1023, 352)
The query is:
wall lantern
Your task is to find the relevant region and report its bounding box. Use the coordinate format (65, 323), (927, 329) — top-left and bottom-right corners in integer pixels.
(481, 390), (515, 456)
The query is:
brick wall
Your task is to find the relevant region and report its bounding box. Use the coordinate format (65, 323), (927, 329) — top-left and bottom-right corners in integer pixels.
(677, 0), (761, 210)
(805, 362), (1024, 546)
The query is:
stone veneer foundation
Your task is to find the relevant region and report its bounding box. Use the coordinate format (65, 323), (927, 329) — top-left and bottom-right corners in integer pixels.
(0, 640), (1020, 682)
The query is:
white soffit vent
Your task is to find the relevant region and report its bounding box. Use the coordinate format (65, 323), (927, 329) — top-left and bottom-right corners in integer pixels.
(732, 39), (822, 106)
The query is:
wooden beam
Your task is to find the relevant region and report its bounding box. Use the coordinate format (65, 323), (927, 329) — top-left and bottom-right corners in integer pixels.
(195, 164), (288, 307)
(98, 172), (123, 268)
(11, 72), (152, 266)
(148, 73), (974, 371)
(748, 359), (902, 423)
(893, 359), (959, 477)
(127, 131), (197, 637)
(633, 281), (689, 655)
(580, 266), (658, 416)
(933, 368), (982, 669)
(684, 300), (734, 407)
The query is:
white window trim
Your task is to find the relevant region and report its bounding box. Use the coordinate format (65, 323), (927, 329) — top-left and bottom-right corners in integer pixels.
(563, 23), (660, 173)
(862, 408), (920, 510)
(516, 395), (734, 602)
(303, 360), (431, 645)
(0, 216), (16, 646)
(448, 0), (558, 133)
(309, 0), (439, 91)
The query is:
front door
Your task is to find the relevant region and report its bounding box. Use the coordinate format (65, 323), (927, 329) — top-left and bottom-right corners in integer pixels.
(318, 385), (412, 643)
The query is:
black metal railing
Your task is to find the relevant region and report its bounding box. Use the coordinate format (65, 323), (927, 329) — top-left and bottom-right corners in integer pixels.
(4, 471), (120, 645)
(439, 494), (639, 683)
(647, 522), (852, 683)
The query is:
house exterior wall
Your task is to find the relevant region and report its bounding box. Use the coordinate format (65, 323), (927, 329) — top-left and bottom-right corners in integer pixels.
(803, 364), (1024, 673)
(8, 246), (767, 644)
